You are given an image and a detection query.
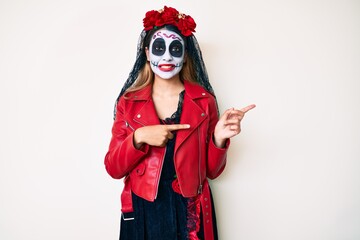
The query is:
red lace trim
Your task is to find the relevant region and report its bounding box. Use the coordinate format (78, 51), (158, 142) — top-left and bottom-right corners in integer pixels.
(187, 196), (201, 240)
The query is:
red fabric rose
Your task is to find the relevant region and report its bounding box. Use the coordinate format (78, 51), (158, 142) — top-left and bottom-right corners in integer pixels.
(143, 10), (161, 31)
(142, 6), (196, 36)
(161, 6), (179, 25)
(171, 178), (182, 194)
(177, 15), (196, 36)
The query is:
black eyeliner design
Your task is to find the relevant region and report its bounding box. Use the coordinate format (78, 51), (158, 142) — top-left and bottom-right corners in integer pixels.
(151, 38), (184, 58)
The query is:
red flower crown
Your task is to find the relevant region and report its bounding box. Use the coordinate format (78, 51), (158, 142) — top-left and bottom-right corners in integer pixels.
(143, 6), (196, 37)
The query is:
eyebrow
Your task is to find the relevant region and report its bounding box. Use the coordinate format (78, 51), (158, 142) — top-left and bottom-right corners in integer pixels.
(153, 31), (182, 41)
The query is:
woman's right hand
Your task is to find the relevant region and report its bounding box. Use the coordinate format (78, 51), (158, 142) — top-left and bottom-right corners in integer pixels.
(133, 124), (190, 148)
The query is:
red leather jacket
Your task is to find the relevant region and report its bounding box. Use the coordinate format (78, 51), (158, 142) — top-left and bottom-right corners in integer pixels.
(105, 80), (229, 208)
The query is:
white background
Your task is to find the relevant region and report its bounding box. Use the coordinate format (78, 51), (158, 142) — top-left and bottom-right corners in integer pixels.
(1, 0), (359, 239)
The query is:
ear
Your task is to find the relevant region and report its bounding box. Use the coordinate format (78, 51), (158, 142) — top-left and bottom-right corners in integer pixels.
(145, 47), (150, 61)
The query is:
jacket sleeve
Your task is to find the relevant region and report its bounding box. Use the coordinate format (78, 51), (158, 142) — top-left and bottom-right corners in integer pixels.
(104, 98), (149, 179)
(206, 96), (230, 179)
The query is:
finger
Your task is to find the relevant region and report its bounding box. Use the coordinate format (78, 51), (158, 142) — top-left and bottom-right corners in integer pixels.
(230, 124), (241, 132)
(167, 132), (174, 140)
(165, 124), (191, 131)
(240, 104), (256, 113)
(224, 118), (241, 125)
(220, 108), (234, 120)
(228, 110), (244, 120)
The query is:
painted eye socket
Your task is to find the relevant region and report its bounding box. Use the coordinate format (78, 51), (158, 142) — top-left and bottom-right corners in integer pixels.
(151, 38), (184, 58)
(151, 38), (165, 56)
(169, 40), (183, 58)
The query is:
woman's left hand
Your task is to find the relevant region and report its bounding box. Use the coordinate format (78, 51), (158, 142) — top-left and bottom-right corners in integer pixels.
(214, 104), (256, 148)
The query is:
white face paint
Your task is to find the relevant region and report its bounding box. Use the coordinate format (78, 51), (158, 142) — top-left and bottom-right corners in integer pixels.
(148, 29), (185, 80)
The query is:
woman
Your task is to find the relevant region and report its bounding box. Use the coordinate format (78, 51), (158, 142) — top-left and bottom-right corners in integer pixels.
(105, 6), (255, 240)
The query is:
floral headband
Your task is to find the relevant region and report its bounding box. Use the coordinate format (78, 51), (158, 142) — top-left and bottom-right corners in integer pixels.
(143, 6), (196, 37)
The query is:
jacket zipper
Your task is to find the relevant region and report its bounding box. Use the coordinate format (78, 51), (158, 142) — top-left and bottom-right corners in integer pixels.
(197, 127), (202, 194)
(125, 121), (135, 131)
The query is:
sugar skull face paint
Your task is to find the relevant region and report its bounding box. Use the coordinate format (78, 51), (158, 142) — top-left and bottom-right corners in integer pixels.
(148, 29), (185, 79)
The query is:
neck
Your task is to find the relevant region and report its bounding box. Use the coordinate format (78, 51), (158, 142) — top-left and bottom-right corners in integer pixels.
(152, 75), (184, 97)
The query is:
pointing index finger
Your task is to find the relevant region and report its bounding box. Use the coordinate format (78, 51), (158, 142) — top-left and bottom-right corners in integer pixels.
(240, 104), (256, 113)
(166, 124), (191, 131)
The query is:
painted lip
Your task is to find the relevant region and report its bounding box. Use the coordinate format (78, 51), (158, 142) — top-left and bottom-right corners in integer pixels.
(158, 64), (176, 72)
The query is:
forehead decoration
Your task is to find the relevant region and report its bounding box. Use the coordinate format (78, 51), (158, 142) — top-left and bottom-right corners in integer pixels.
(143, 6), (196, 37)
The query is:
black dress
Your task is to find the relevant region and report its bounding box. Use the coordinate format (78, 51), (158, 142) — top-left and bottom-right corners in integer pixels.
(119, 91), (218, 240)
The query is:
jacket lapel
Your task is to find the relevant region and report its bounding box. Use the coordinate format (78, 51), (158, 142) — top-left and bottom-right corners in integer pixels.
(133, 99), (160, 126)
(175, 88), (208, 150)
(126, 85), (160, 126)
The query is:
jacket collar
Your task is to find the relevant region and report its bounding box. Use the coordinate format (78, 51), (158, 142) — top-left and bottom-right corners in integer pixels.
(126, 80), (211, 143)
